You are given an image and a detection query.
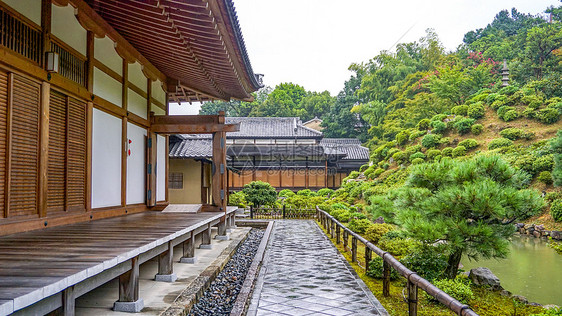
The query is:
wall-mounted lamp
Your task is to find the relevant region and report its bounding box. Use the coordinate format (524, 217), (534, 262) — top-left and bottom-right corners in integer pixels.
(45, 52), (60, 73)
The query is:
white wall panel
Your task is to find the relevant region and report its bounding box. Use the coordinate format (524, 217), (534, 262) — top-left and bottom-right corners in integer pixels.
(3, 0), (41, 25)
(51, 4), (87, 55)
(151, 79), (166, 105)
(128, 62), (147, 92)
(156, 135), (166, 202)
(93, 67), (122, 106)
(94, 36), (123, 75)
(92, 109), (122, 208)
(128, 88), (147, 119)
(127, 123), (146, 205)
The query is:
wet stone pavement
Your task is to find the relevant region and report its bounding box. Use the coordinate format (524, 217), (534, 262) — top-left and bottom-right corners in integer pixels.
(248, 220), (388, 316)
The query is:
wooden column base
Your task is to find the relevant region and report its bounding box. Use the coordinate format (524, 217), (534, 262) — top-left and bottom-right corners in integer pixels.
(114, 256), (144, 312)
(180, 231), (196, 264)
(200, 223), (212, 249)
(155, 241), (177, 282)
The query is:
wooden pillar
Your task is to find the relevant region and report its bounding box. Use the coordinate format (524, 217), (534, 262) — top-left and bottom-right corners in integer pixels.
(408, 278), (418, 316)
(86, 31), (94, 93)
(41, 0), (52, 67)
(155, 241), (176, 282)
(383, 259), (391, 297)
(85, 102), (93, 212)
(121, 118), (127, 207)
(180, 231), (196, 263)
(343, 230), (348, 252)
(146, 132), (157, 207)
(365, 247), (372, 269)
(114, 256), (143, 312)
(335, 225), (340, 244)
(62, 286), (75, 316)
(351, 236), (358, 263)
(4, 74), (13, 218)
(38, 82), (49, 218)
(200, 223), (212, 249)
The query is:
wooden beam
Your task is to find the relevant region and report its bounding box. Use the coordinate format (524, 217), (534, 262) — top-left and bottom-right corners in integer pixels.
(62, 286), (75, 316)
(86, 102), (93, 212)
(38, 82), (50, 218)
(151, 114), (221, 125)
(86, 32), (94, 93)
(4, 73), (13, 218)
(41, 0), (52, 67)
(150, 123), (239, 134)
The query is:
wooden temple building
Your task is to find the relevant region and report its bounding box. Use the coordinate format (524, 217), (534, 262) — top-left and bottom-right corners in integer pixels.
(0, 0), (262, 314)
(168, 117), (369, 203)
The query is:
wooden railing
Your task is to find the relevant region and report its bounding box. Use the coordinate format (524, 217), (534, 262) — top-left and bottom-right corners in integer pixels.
(0, 5), (42, 64)
(50, 38), (88, 86)
(316, 207), (479, 316)
(249, 206), (317, 220)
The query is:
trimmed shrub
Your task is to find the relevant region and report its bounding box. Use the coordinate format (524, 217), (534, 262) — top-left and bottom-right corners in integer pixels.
(386, 148), (400, 159)
(367, 257), (400, 280)
(395, 130), (410, 145)
(498, 85), (518, 95)
(467, 103), (485, 119)
(378, 236), (419, 257)
(451, 104), (469, 116)
(458, 139), (478, 150)
(426, 149), (441, 160)
(425, 278), (474, 304)
(431, 114), (448, 122)
(523, 107), (536, 118)
(439, 137), (451, 145)
(499, 128), (534, 140)
(533, 155), (554, 173)
(349, 212), (367, 220)
(421, 134), (441, 148)
(278, 189), (295, 198)
(242, 181), (278, 208)
(409, 130), (426, 141)
(431, 121), (447, 134)
(497, 105), (515, 118)
(453, 118), (475, 134)
(317, 188), (334, 197)
(374, 168), (385, 177)
(411, 158), (424, 164)
(417, 118), (431, 131)
(488, 138), (513, 150)
(392, 151), (408, 164)
(452, 145), (467, 157)
(364, 223), (395, 244)
(359, 164), (369, 172)
(228, 191), (247, 208)
(551, 199), (562, 222)
(297, 189), (317, 196)
(442, 147), (454, 157)
(538, 171), (553, 185)
(402, 247), (448, 281)
(347, 218), (373, 234)
(363, 165), (376, 178)
(503, 110), (519, 121)
(405, 145), (422, 155)
(537, 108), (560, 124)
(471, 123), (483, 135)
(409, 152), (426, 162)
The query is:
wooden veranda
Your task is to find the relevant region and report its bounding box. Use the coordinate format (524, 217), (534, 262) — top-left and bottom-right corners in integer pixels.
(0, 208), (237, 315)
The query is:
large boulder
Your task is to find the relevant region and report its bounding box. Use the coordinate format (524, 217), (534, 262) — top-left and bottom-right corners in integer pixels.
(468, 267), (502, 290)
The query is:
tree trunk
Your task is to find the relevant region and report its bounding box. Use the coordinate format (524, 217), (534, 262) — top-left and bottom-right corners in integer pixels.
(444, 249), (463, 279)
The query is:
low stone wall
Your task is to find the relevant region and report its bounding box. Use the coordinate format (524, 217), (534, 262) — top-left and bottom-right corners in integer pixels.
(516, 223), (562, 240)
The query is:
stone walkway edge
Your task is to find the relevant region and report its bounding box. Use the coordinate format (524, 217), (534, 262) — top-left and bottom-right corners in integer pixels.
(248, 220), (388, 316)
(160, 229), (250, 316)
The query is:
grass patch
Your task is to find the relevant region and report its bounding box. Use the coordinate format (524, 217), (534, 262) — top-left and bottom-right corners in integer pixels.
(316, 221), (548, 316)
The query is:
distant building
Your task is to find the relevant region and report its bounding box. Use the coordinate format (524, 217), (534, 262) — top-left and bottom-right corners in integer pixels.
(303, 116), (324, 131)
(169, 117), (369, 203)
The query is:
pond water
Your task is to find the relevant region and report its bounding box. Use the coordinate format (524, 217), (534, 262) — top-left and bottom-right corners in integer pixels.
(462, 235), (562, 306)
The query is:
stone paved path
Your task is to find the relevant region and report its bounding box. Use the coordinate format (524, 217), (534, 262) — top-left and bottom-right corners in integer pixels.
(248, 220), (388, 316)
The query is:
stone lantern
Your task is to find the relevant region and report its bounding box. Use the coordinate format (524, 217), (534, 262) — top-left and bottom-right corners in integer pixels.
(501, 59), (509, 87)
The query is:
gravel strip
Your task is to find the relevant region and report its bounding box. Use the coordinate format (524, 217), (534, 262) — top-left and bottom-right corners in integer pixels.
(189, 229), (265, 316)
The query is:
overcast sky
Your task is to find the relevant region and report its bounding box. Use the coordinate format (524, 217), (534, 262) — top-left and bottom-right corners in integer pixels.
(170, 0), (560, 115)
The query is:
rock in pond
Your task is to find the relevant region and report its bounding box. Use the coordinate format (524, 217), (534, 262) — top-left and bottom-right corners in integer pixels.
(468, 267), (502, 290)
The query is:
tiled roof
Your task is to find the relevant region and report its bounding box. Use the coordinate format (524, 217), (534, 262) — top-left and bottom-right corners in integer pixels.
(321, 138), (369, 161)
(225, 117), (322, 138)
(169, 138), (212, 158)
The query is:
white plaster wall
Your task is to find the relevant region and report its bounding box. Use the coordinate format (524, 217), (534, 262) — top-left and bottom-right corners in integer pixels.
(151, 79), (166, 105)
(156, 135), (166, 202)
(126, 123), (147, 205)
(151, 103), (166, 116)
(128, 88), (147, 119)
(92, 109), (122, 208)
(94, 36), (123, 75)
(128, 62), (147, 92)
(3, 0), (41, 25)
(93, 67), (122, 106)
(51, 4), (87, 56)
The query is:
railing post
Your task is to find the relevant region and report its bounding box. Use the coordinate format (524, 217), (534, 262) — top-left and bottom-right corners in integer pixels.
(408, 278), (418, 316)
(343, 230), (348, 251)
(330, 221), (335, 239)
(365, 247), (372, 270)
(283, 205), (286, 219)
(335, 225), (340, 244)
(351, 236), (357, 263)
(250, 205), (253, 219)
(383, 258), (390, 297)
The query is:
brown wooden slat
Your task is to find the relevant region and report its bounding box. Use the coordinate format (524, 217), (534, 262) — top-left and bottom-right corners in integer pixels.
(9, 75), (39, 217)
(0, 70), (7, 217)
(47, 91), (66, 214)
